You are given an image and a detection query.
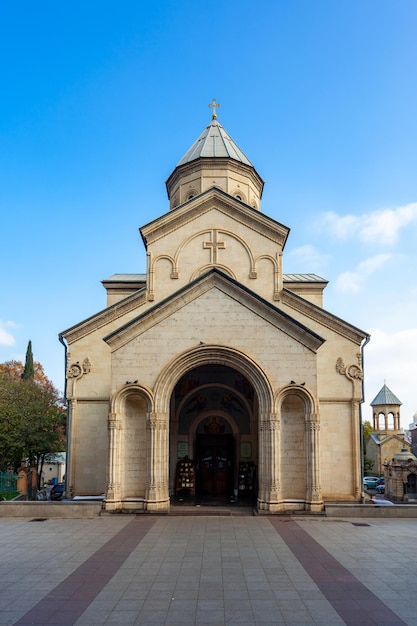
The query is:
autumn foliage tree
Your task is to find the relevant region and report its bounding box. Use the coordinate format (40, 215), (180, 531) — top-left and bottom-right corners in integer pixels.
(0, 353), (66, 479)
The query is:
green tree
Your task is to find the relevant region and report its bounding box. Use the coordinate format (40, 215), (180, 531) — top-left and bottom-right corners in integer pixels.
(0, 359), (66, 477)
(21, 340), (34, 380)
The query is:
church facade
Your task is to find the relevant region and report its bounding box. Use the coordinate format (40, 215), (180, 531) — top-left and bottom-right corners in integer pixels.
(60, 106), (369, 513)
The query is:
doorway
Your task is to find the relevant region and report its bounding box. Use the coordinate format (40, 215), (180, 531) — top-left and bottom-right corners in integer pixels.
(196, 434), (234, 499)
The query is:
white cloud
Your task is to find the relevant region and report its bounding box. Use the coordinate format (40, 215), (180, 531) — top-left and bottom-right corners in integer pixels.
(335, 253), (392, 293)
(285, 244), (330, 273)
(0, 320), (16, 346)
(322, 202), (417, 245)
(364, 328), (417, 427)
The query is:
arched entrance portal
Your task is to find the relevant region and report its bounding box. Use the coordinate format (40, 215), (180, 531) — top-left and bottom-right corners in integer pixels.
(170, 364), (257, 504)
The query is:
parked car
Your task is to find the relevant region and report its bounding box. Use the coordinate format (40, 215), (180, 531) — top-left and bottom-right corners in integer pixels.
(376, 483), (385, 494)
(376, 477), (384, 486)
(50, 483), (65, 500)
(371, 498), (393, 506)
(363, 477), (379, 490)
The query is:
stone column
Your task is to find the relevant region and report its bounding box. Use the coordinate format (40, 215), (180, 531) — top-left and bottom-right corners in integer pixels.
(257, 416), (268, 510)
(65, 398), (76, 499)
(269, 415), (281, 505)
(351, 399), (362, 498)
(258, 413), (281, 512)
(305, 414), (323, 511)
(105, 412), (121, 511)
(146, 412), (169, 512)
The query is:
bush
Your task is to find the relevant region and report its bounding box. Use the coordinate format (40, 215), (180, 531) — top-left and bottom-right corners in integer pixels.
(1, 491), (20, 500)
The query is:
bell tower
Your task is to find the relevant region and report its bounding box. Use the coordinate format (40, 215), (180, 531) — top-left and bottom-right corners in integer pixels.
(371, 382), (402, 437)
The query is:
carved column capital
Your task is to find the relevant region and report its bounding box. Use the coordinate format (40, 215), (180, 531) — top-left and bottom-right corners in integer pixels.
(108, 413), (121, 430)
(259, 417), (281, 432)
(148, 412), (167, 430)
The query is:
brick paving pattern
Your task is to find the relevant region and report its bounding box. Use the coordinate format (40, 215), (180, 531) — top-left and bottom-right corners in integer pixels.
(0, 514), (415, 625)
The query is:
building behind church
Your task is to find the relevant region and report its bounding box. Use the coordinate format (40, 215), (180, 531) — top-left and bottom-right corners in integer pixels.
(60, 104), (369, 513)
(366, 382), (412, 475)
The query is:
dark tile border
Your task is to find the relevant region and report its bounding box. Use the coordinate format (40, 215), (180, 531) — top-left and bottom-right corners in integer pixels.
(14, 517), (156, 626)
(269, 518), (406, 625)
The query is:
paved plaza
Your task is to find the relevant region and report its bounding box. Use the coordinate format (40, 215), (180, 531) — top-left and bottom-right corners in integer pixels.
(0, 512), (416, 625)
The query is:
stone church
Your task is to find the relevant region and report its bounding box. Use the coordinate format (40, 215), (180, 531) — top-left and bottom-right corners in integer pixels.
(366, 382), (411, 475)
(60, 103), (369, 513)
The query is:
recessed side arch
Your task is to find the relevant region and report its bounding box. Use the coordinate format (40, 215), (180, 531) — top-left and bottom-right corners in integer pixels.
(275, 384), (323, 512)
(106, 383), (154, 513)
(110, 383), (154, 414)
(275, 384), (318, 416)
(255, 254), (280, 300)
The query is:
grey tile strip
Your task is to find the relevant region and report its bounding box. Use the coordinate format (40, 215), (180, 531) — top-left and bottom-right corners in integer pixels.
(269, 518), (406, 626)
(14, 516), (156, 626)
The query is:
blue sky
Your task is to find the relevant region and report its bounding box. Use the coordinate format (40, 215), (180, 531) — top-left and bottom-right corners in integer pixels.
(1, 1), (416, 428)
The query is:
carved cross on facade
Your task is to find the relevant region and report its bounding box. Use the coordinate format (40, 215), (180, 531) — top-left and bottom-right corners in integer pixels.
(203, 230), (225, 264)
(208, 98), (221, 119)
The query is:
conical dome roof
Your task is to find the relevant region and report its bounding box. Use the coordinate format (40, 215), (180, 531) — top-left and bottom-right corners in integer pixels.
(166, 104), (264, 211)
(371, 383), (402, 406)
(177, 118), (253, 167)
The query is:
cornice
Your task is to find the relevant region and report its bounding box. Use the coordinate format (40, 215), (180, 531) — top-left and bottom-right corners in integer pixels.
(165, 157), (264, 194)
(61, 289), (148, 344)
(140, 188), (289, 249)
(104, 269), (324, 353)
(282, 289), (368, 344)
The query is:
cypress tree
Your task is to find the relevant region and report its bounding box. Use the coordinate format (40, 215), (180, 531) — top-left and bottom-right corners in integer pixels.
(21, 340), (35, 379)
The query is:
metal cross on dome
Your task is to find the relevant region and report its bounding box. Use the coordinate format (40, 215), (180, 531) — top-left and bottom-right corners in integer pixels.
(208, 98), (221, 119)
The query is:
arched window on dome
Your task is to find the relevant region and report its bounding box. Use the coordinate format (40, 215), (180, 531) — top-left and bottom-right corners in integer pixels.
(186, 188), (198, 201)
(232, 190), (246, 203)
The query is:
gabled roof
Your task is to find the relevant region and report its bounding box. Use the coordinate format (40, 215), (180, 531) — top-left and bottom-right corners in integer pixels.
(281, 288), (369, 344)
(176, 119), (253, 167)
(368, 432), (407, 446)
(104, 268), (325, 353)
(371, 383), (402, 407)
(60, 287), (147, 344)
(140, 186), (290, 249)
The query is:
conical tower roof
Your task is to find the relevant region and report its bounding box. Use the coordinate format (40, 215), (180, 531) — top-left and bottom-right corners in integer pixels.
(371, 383), (402, 407)
(166, 101), (264, 210)
(177, 118), (253, 167)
